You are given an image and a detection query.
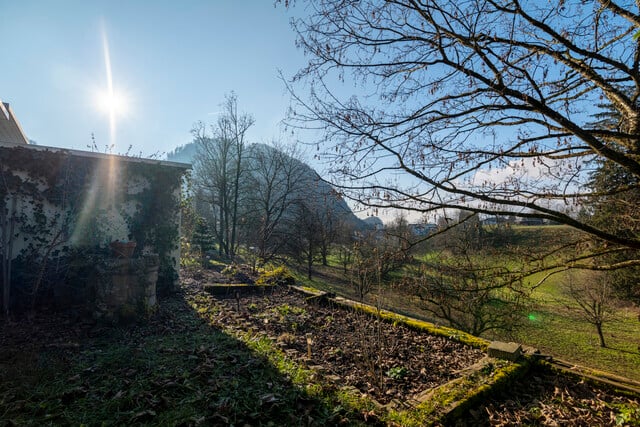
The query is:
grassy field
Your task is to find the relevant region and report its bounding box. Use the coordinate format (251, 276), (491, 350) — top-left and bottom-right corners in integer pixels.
(511, 270), (640, 381)
(296, 225), (640, 383)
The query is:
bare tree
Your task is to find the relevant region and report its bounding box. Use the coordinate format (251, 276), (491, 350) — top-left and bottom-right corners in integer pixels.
(192, 129), (233, 257)
(283, 0), (640, 274)
(412, 248), (529, 336)
(349, 242), (381, 301)
(286, 201), (323, 279)
(240, 142), (309, 265)
(192, 93), (254, 258)
(567, 270), (616, 348)
(336, 243), (353, 274)
(348, 231), (411, 301)
(307, 186), (352, 266)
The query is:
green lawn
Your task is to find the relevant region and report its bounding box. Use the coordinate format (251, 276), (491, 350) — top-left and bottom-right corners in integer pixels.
(510, 270), (640, 381)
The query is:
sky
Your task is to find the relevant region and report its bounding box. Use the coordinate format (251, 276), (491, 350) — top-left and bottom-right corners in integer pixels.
(0, 1), (580, 224)
(1, 1), (307, 158)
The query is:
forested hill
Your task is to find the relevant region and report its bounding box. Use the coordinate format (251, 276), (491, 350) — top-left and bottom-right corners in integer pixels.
(167, 141), (368, 231)
(166, 143), (198, 164)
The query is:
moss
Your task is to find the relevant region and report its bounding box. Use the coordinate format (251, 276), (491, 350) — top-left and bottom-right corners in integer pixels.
(292, 283), (489, 350)
(332, 297), (490, 350)
(256, 266), (296, 286)
(541, 360), (640, 398)
(202, 283), (277, 296)
(441, 361), (530, 423)
(299, 285), (322, 293)
(387, 360), (529, 426)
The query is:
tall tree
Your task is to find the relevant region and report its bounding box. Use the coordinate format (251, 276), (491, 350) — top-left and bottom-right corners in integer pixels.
(286, 201), (323, 279)
(218, 93), (254, 258)
(241, 142), (309, 265)
(191, 93), (254, 258)
(284, 0), (640, 273)
(192, 128), (233, 257)
(587, 102), (640, 300)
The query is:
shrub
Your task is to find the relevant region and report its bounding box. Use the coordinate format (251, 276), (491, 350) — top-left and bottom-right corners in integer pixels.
(256, 266), (295, 286)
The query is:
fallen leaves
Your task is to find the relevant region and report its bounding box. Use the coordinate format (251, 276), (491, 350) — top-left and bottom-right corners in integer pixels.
(478, 370), (640, 426)
(200, 284), (485, 404)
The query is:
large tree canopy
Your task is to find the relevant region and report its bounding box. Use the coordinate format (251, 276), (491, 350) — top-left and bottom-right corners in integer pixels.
(285, 0), (640, 269)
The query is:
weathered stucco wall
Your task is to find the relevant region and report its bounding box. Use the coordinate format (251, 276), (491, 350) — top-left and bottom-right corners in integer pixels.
(0, 144), (188, 314)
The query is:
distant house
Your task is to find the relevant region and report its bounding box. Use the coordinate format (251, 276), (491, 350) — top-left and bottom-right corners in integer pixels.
(0, 99), (190, 316)
(481, 215), (522, 226)
(517, 217), (545, 226)
(0, 100), (29, 145)
(409, 223), (437, 236)
(481, 217), (499, 226)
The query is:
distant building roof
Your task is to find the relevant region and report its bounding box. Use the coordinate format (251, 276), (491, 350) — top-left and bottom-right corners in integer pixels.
(0, 100), (29, 145)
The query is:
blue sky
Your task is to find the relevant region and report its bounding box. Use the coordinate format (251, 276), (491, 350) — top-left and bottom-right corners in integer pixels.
(1, 1), (306, 157)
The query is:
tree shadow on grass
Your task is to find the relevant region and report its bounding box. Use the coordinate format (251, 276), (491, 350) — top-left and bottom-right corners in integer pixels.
(0, 289), (360, 426)
(605, 344), (640, 356)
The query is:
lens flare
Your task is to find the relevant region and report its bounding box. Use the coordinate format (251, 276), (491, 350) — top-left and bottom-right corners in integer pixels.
(72, 23), (126, 246)
(94, 23), (130, 149)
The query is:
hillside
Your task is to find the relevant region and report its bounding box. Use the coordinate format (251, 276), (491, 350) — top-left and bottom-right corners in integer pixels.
(167, 141), (368, 231)
(166, 143), (197, 164)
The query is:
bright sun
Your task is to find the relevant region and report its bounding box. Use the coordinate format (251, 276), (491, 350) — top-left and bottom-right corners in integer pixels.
(95, 89), (129, 117)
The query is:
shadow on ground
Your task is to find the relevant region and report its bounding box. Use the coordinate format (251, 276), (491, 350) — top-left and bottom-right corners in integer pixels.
(0, 290), (348, 426)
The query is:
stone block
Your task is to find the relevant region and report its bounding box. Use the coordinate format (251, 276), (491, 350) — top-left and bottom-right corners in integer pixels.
(487, 341), (522, 361)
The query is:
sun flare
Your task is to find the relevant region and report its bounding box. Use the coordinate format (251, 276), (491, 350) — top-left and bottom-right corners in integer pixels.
(95, 89), (129, 117)
(93, 23), (132, 149)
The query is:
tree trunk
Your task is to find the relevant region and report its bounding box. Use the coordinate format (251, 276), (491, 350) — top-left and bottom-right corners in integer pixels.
(218, 205), (224, 257)
(596, 322), (606, 348)
(230, 150), (242, 259)
(2, 196), (16, 317)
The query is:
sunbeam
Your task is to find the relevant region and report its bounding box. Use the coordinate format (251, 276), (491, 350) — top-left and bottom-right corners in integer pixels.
(94, 23), (130, 150)
(72, 23), (131, 247)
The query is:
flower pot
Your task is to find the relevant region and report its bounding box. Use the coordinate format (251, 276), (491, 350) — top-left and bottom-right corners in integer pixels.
(110, 241), (137, 259)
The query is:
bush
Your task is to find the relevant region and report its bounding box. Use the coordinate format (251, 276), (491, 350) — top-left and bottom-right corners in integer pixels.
(221, 263), (254, 284)
(256, 266), (295, 286)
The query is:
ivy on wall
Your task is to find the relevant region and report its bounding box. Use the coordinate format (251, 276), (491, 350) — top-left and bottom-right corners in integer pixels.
(123, 162), (186, 294)
(0, 145), (188, 314)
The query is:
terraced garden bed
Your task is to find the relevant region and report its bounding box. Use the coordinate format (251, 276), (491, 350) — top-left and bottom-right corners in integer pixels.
(202, 285), (485, 405)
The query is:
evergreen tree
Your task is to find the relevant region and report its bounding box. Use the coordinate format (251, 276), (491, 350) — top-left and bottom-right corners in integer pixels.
(587, 102), (640, 302)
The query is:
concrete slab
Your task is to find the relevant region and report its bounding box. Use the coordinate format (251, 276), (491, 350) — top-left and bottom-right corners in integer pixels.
(488, 341), (522, 361)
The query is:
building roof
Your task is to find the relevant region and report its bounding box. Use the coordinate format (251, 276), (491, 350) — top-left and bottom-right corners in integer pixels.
(0, 140), (191, 169)
(0, 101), (29, 145)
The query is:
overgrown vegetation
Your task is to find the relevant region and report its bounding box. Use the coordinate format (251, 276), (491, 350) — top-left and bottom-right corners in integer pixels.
(290, 224), (640, 384)
(0, 146), (186, 315)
